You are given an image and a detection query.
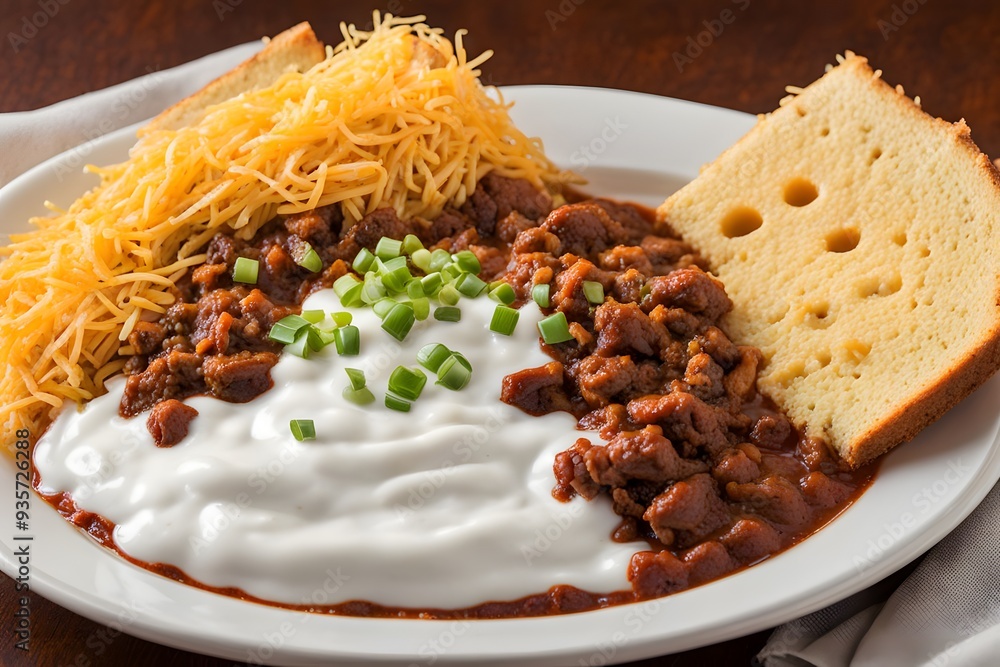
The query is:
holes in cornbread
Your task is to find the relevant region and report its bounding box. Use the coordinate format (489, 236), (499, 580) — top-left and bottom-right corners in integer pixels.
(892, 231), (907, 246)
(856, 272), (902, 298)
(803, 301), (832, 329)
(783, 178), (819, 207)
(868, 147), (883, 165)
(721, 206), (763, 238)
(825, 227), (860, 253)
(820, 127), (830, 137)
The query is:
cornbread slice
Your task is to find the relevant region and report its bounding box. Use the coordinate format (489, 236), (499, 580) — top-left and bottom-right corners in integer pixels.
(657, 53), (1000, 467)
(143, 22), (326, 133)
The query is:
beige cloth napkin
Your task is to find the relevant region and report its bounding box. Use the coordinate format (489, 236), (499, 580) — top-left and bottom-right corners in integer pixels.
(0, 41), (261, 189)
(3, 41), (999, 667)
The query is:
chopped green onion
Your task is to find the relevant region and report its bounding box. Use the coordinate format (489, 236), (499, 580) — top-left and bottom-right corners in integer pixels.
(583, 281), (605, 305)
(345, 368), (367, 391)
(434, 306), (462, 322)
(384, 393), (412, 412)
(331, 312), (353, 327)
(453, 250), (481, 275)
(333, 273), (361, 297)
(339, 282), (364, 308)
(440, 264), (461, 282)
(417, 343), (452, 372)
(334, 325), (360, 355)
(352, 248), (376, 273)
(420, 272), (444, 296)
(297, 244), (323, 273)
(301, 309), (325, 324)
(411, 297), (430, 321)
(438, 284), (461, 306)
(373, 297), (399, 320)
(375, 237), (402, 260)
(232, 257), (259, 284)
(361, 273), (387, 304)
(378, 258), (411, 293)
(532, 283), (551, 308)
(285, 330), (313, 358)
(489, 282), (516, 305)
(538, 311), (574, 344)
(289, 419), (316, 441)
(316, 328), (339, 347)
(268, 314), (311, 344)
(406, 279), (425, 299)
(402, 234), (424, 255)
(490, 305), (520, 336)
(388, 366), (427, 401)
(451, 351), (472, 372)
(343, 386), (375, 405)
(268, 323), (301, 345)
(640, 282), (653, 300)
(429, 248), (452, 272)
(381, 303), (415, 341)
(411, 248), (433, 273)
(455, 273), (488, 298)
(436, 355), (472, 391)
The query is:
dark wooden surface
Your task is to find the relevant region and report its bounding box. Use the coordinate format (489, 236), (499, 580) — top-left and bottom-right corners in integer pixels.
(0, 0), (997, 665)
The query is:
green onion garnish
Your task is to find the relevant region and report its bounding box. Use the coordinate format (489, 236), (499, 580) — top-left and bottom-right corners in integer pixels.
(334, 325), (360, 355)
(381, 303), (415, 341)
(285, 331), (313, 358)
(232, 257), (259, 284)
(417, 343), (452, 372)
(490, 305), (519, 336)
(375, 237), (402, 260)
(429, 248), (452, 272)
(434, 306), (462, 322)
(406, 279), (425, 299)
(290, 419), (316, 441)
(451, 351), (472, 372)
(388, 366), (427, 401)
(343, 386), (375, 405)
(297, 244), (323, 273)
(301, 309), (325, 324)
(384, 393), (411, 412)
(373, 297), (399, 320)
(455, 273), (488, 298)
(411, 248), (433, 273)
(583, 280), (605, 305)
(489, 282), (516, 305)
(268, 314), (311, 344)
(438, 284), (461, 306)
(411, 297), (430, 321)
(440, 264), (461, 282)
(453, 250), (481, 275)
(402, 234), (424, 255)
(361, 273), (387, 304)
(345, 368), (367, 391)
(531, 283), (550, 308)
(420, 272), (443, 296)
(331, 312), (353, 327)
(333, 274), (363, 307)
(436, 355), (472, 391)
(538, 311), (574, 344)
(352, 248), (376, 273)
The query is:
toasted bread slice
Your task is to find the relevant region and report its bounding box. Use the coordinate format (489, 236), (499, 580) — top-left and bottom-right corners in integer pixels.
(657, 54), (1000, 467)
(142, 22), (326, 133)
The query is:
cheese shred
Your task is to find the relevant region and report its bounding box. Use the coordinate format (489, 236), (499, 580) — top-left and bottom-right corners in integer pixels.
(0, 14), (572, 445)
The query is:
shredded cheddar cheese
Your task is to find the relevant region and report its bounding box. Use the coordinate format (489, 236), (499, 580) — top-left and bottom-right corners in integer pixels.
(0, 14), (572, 446)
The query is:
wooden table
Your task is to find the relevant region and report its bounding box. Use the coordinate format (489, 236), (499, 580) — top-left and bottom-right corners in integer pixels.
(0, 0), (996, 664)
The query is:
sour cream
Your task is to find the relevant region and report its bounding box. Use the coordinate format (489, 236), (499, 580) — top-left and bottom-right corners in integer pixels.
(34, 293), (643, 608)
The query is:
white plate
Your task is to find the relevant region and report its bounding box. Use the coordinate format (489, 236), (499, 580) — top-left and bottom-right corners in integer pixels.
(2, 85), (1000, 666)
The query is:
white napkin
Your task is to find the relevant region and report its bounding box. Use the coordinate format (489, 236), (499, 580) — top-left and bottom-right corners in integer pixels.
(0, 40), (261, 189)
(4, 42), (999, 667)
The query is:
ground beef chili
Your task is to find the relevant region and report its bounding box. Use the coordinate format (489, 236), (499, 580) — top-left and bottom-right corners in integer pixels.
(46, 172), (875, 618)
(497, 199), (877, 600)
